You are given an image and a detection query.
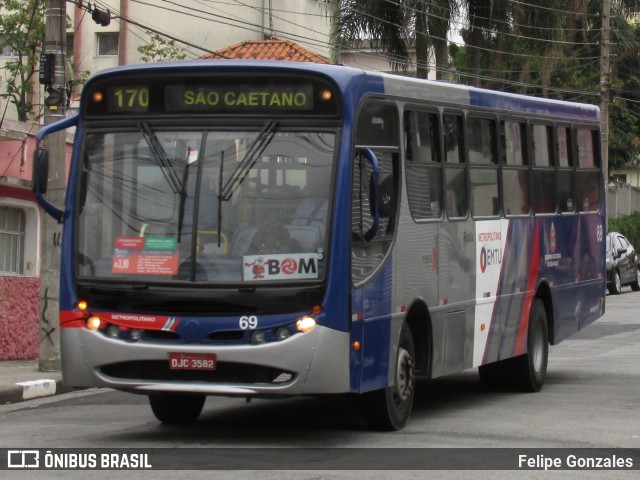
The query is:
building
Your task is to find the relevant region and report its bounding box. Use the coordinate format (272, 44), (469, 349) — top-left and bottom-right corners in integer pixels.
(0, 1), (331, 361)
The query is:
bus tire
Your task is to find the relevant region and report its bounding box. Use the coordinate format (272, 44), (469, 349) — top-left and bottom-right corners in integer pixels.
(504, 299), (549, 392)
(148, 393), (206, 423)
(361, 324), (415, 431)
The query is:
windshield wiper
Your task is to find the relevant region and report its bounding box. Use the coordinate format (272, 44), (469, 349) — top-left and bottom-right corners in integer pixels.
(139, 122), (183, 194)
(219, 121), (277, 201)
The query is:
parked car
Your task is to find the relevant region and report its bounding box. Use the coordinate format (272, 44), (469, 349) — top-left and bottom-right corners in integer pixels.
(606, 231), (640, 294)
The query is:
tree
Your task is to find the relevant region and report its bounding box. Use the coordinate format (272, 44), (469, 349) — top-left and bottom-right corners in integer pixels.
(0, 0), (45, 122)
(327, 0), (410, 72)
(137, 31), (187, 63)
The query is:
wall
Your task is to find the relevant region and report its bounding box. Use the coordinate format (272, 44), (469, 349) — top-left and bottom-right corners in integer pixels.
(0, 276), (40, 360)
(607, 184), (640, 219)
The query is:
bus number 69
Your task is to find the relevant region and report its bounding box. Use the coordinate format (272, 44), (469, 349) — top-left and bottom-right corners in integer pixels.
(239, 315), (258, 330)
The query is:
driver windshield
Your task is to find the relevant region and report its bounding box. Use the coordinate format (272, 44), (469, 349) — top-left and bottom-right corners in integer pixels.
(77, 127), (335, 284)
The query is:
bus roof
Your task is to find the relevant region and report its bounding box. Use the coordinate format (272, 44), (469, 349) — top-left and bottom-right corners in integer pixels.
(85, 60), (600, 123)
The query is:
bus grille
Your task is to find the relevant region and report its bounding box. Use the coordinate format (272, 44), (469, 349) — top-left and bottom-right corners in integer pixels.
(100, 361), (295, 385)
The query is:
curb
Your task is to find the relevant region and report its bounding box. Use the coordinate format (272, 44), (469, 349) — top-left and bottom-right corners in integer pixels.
(0, 379), (77, 405)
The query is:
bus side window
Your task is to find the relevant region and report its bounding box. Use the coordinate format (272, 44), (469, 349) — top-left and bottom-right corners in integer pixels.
(444, 113), (467, 219)
(576, 129), (601, 212)
(557, 126), (575, 213)
(404, 109), (442, 220)
(468, 116), (499, 217)
(531, 124), (556, 214)
(501, 120), (529, 216)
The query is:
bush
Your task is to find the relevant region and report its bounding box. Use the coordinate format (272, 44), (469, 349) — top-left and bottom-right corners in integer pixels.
(608, 212), (640, 248)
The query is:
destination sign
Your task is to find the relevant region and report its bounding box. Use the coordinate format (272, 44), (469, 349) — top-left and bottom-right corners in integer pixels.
(86, 74), (338, 117)
(106, 86), (150, 113)
(164, 84), (314, 113)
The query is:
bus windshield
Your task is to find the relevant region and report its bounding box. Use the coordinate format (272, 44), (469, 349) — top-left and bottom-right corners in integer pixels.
(77, 126), (335, 284)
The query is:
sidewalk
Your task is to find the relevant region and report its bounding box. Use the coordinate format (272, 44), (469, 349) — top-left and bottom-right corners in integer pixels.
(0, 359), (75, 405)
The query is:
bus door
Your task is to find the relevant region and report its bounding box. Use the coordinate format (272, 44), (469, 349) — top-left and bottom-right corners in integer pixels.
(350, 100), (400, 392)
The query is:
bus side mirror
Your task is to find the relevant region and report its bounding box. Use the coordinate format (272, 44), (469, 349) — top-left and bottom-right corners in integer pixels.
(32, 148), (50, 195)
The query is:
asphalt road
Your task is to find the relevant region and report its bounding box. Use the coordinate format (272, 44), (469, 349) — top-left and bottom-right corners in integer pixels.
(1, 291), (639, 479)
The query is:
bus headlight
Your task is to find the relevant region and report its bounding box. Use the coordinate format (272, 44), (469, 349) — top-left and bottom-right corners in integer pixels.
(86, 316), (103, 331)
(296, 316), (316, 333)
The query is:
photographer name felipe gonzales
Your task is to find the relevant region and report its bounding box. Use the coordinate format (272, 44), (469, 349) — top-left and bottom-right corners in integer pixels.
(519, 454), (635, 470)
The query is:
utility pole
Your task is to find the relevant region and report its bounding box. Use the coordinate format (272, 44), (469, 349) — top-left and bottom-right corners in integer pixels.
(328, 0), (341, 64)
(600, 0), (611, 184)
(39, 0), (67, 371)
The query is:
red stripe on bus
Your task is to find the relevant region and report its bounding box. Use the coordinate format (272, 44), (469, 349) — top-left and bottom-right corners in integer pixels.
(60, 310), (85, 328)
(514, 223), (540, 355)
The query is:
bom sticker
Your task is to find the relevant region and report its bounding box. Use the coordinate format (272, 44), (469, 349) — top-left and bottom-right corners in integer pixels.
(243, 253), (319, 281)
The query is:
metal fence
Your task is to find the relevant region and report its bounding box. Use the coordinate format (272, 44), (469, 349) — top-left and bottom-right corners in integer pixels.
(606, 184), (640, 219)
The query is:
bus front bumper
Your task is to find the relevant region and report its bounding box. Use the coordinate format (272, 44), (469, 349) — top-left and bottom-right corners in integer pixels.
(60, 325), (351, 396)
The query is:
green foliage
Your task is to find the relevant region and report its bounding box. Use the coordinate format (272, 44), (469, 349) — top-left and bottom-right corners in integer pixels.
(446, 2), (640, 177)
(609, 212), (640, 250)
(137, 31), (187, 63)
(0, 0), (45, 121)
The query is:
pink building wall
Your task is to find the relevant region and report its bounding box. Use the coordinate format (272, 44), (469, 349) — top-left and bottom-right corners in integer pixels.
(0, 276), (40, 359)
(0, 185), (40, 360)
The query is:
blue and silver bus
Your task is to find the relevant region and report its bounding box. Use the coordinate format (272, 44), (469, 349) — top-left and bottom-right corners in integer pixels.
(34, 61), (605, 430)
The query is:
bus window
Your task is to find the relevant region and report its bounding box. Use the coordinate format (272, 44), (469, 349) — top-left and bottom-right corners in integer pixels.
(355, 101), (399, 147)
(531, 170), (556, 214)
(444, 113), (467, 219)
(501, 120), (529, 216)
(467, 116), (498, 165)
(576, 129), (601, 212)
(577, 172), (600, 212)
(404, 109), (442, 220)
(557, 126), (573, 168)
(531, 124), (556, 214)
(532, 124), (554, 167)
(557, 127), (575, 213)
(468, 116), (499, 217)
(577, 129), (599, 168)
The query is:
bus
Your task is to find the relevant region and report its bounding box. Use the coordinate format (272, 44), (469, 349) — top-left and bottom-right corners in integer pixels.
(33, 60), (605, 430)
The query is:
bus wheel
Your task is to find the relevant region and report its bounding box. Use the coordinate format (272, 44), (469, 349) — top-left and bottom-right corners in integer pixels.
(361, 324), (415, 431)
(504, 299), (549, 392)
(148, 393), (206, 423)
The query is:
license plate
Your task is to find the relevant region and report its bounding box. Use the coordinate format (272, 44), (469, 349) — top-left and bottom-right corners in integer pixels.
(168, 353), (217, 371)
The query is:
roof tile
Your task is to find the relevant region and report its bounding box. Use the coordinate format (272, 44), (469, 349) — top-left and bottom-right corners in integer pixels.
(202, 40), (330, 64)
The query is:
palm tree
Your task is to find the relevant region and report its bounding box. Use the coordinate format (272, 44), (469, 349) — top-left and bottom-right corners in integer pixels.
(328, 0), (410, 71)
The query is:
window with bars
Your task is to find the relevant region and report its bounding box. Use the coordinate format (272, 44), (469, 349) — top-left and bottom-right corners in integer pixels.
(0, 206), (25, 275)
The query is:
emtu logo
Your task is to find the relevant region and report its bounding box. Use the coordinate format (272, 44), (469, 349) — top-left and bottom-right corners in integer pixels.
(480, 246), (502, 273)
(7, 450), (39, 468)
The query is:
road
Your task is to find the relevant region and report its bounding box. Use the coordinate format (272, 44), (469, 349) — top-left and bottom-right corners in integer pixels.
(1, 291), (639, 479)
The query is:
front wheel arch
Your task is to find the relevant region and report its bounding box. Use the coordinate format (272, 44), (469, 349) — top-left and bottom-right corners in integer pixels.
(404, 299), (432, 380)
